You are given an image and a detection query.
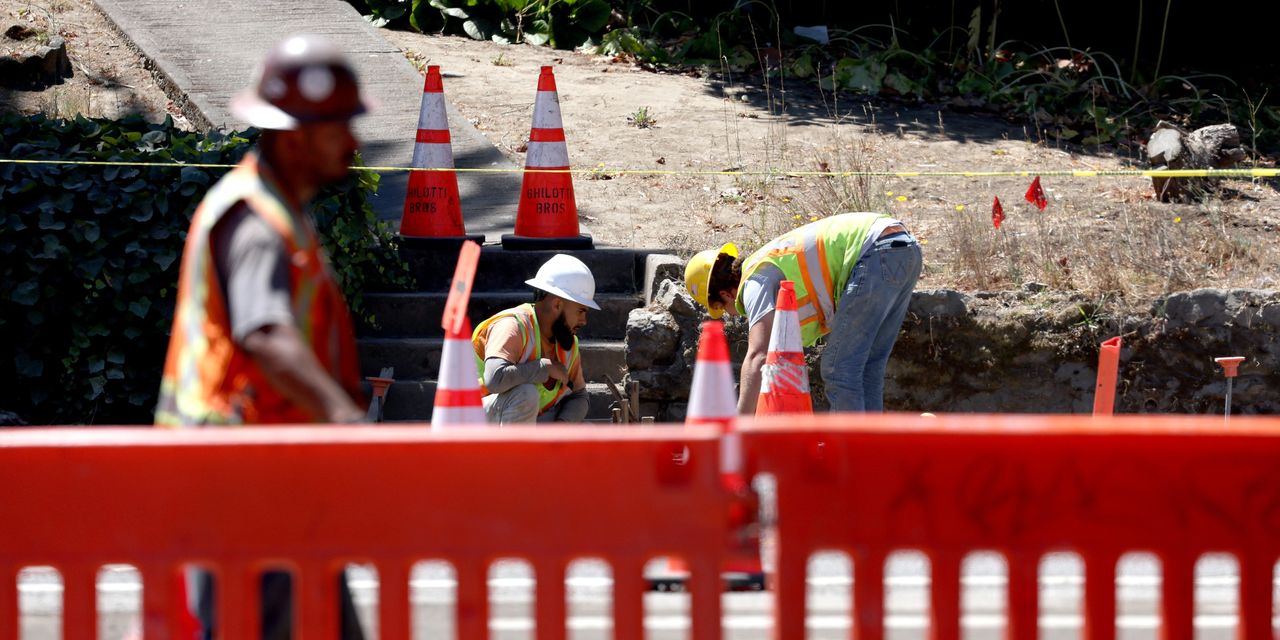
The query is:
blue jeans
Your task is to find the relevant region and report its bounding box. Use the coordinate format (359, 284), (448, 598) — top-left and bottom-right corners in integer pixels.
(820, 234), (923, 412)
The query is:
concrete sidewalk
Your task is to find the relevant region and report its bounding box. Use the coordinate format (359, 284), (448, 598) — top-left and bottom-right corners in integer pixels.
(92, 0), (521, 241)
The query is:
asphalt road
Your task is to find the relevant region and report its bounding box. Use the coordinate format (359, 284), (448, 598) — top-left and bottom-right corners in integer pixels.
(16, 553), (1271, 639)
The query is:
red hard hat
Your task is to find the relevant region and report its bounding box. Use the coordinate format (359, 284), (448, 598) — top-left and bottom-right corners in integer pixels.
(230, 34), (373, 130)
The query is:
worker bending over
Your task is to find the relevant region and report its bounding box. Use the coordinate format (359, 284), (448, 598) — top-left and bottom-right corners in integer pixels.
(472, 254), (599, 424)
(685, 212), (922, 414)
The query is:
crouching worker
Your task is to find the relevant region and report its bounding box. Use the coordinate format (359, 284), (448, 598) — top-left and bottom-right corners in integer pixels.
(684, 211), (922, 414)
(472, 254), (600, 424)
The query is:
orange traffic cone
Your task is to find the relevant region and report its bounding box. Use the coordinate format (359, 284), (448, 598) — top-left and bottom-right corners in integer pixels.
(431, 315), (486, 429)
(502, 65), (592, 250)
(401, 65), (483, 246)
(684, 320), (760, 578)
(756, 281), (813, 415)
(687, 320), (736, 427)
(686, 320), (745, 485)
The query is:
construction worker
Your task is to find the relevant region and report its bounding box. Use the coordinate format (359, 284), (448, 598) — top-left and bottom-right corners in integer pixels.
(685, 212), (922, 414)
(472, 254), (600, 424)
(154, 34), (368, 639)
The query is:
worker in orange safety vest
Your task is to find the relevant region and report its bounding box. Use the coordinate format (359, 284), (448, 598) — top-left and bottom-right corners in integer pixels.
(154, 33), (369, 639)
(472, 254), (599, 424)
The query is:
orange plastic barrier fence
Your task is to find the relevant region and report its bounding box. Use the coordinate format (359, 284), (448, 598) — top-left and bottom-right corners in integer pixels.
(0, 426), (731, 640)
(741, 413), (1280, 640)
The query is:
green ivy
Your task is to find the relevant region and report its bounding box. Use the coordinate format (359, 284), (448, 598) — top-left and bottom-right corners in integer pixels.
(358, 0), (611, 49)
(0, 113), (411, 425)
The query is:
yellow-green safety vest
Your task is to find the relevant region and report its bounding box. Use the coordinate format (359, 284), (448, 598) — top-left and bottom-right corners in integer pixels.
(736, 212), (889, 347)
(472, 303), (580, 416)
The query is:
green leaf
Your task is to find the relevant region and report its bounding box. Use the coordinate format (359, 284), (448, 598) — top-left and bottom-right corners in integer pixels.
(462, 17), (494, 40)
(14, 352), (43, 377)
(840, 58), (887, 93)
(129, 298), (151, 318)
(569, 0), (610, 33)
(154, 251), (178, 270)
(884, 71), (919, 96)
(179, 166), (210, 186)
(87, 376), (106, 398)
(76, 256), (107, 279)
(524, 18), (552, 45)
(38, 211), (66, 230)
(789, 53), (815, 79)
(11, 281), (39, 306)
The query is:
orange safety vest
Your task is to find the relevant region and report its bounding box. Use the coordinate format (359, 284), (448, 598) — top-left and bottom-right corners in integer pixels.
(155, 153), (362, 426)
(471, 303), (580, 416)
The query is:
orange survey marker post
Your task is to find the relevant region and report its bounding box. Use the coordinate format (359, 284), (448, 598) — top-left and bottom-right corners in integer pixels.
(741, 413), (1280, 640)
(502, 65), (593, 250)
(400, 65), (484, 246)
(756, 281), (812, 415)
(1215, 355), (1246, 420)
(1092, 336), (1121, 415)
(433, 239), (485, 427)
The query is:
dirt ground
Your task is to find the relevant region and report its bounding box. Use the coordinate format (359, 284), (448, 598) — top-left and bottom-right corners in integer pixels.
(5, 0), (1278, 298)
(0, 0), (184, 125)
(383, 29), (1280, 299)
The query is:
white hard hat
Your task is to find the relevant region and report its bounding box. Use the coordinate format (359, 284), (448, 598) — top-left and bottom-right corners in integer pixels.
(526, 254), (600, 310)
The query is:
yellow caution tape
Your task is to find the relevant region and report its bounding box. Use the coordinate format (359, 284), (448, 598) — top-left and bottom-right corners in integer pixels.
(1, 158), (1277, 179)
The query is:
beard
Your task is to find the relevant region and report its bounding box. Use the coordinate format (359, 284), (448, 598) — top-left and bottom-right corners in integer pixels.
(551, 312), (576, 351)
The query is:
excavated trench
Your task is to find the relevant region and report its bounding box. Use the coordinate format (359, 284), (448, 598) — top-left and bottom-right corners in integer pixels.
(626, 283), (1280, 418)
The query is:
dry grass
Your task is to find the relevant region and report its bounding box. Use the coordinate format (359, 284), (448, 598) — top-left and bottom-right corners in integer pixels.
(664, 63), (1280, 299)
(936, 186), (1280, 297)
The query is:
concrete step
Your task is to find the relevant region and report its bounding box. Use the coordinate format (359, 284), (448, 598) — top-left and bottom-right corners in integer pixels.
(362, 291), (642, 340)
(391, 245), (667, 294)
(359, 338), (626, 381)
(374, 381), (622, 422)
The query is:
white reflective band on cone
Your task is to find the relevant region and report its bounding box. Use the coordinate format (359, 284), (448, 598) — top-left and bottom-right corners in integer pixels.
(720, 430), (743, 475)
(531, 93), (565, 128)
(417, 95), (447, 130)
(412, 143), (456, 169)
(431, 406), (486, 428)
(438, 344), (478, 390)
(688, 361), (736, 419)
(760, 362), (811, 393)
(526, 142), (570, 168)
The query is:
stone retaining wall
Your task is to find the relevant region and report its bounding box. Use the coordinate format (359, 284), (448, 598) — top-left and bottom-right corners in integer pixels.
(625, 283), (1280, 419)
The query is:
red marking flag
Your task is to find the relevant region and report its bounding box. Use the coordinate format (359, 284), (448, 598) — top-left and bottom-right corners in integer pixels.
(992, 196), (1005, 229)
(1025, 176), (1047, 210)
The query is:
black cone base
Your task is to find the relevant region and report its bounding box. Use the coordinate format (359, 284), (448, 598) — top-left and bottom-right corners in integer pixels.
(500, 234), (594, 251)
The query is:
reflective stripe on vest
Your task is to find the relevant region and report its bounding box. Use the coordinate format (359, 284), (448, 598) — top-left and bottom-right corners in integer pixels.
(472, 303), (580, 416)
(736, 212), (887, 347)
(155, 153), (361, 426)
